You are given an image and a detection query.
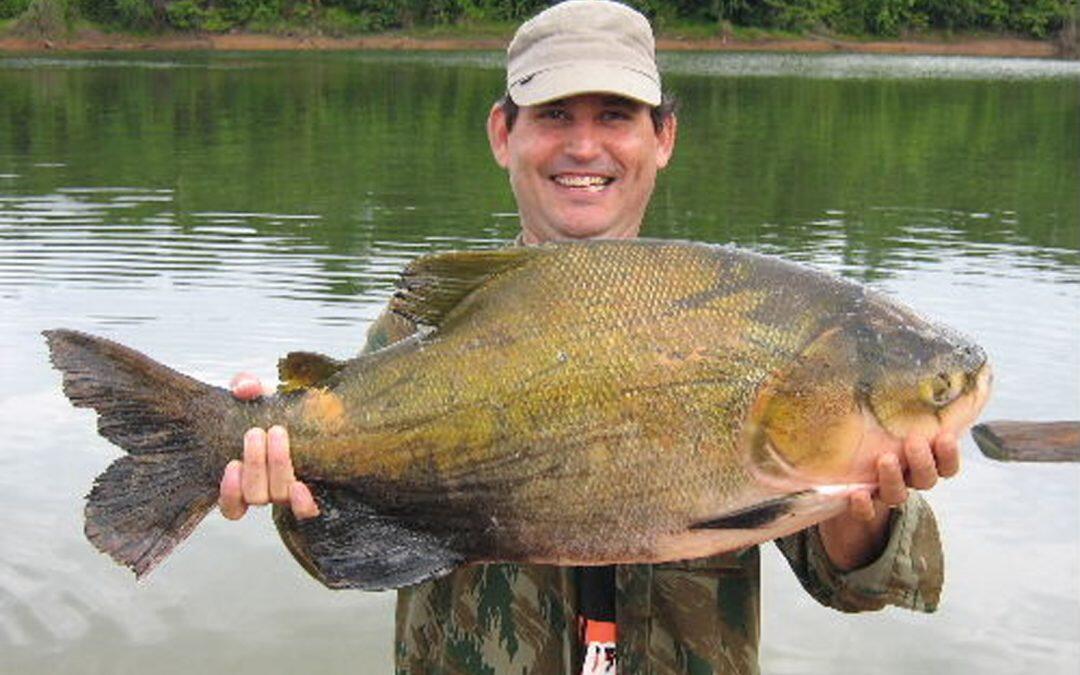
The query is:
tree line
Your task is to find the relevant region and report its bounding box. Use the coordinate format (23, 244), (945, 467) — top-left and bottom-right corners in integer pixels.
(3, 0), (1077, 41)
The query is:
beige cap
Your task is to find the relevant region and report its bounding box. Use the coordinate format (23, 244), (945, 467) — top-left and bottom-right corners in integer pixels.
(506, 0), (661, 107)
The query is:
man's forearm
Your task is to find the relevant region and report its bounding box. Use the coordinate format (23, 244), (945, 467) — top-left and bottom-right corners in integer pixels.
(816, 503), (893, 571)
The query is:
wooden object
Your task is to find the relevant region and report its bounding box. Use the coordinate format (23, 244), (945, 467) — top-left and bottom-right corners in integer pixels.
(972, 421), (1080, 462)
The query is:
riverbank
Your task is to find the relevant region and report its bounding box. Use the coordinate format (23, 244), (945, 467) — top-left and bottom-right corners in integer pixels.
(0, 27), (1066, 58)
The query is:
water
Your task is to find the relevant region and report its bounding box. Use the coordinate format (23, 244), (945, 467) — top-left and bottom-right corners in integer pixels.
(1, 51), (1077, 674)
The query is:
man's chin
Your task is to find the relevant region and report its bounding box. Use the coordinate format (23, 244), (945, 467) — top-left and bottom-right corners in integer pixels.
(549, 221), (627, 241)
(546, 207), (632, 239)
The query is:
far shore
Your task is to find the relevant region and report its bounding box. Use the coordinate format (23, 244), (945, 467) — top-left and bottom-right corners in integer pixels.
(0, 28), (1069, 59)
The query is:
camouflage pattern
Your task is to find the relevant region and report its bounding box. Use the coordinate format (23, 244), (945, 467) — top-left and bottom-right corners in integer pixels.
(394, 563), (579, 674)
(390, 500), (940, 675)
(272, 307), (945, 674)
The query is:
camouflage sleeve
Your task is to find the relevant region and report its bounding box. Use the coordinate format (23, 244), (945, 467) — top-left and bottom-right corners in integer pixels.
(774, 492), (944, 613)
(273, 306), (419, 577)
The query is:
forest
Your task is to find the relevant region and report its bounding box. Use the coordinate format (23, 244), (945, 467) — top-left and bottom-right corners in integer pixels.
(2, 0), (1077, 42)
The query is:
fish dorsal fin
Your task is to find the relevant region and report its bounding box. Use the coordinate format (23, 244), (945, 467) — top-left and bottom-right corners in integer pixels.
(277, 352), (345, 392)
(390, 247), (541, 327)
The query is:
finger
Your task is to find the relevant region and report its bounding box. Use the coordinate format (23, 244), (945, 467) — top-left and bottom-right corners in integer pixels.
(230, 372), (266, 401)
(267, 425), (295, 504)
(905, 433), (938, 491)
(242, 428), (270, 506)
(848, 489), (876, 522)
(932, 430), (961, 479)
(290, 482), (321, 520)
(877, 454), (908, 507)
(219, 460), (248, 520)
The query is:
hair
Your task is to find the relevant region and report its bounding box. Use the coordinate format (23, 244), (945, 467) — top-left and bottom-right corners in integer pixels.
(497, 92), (678, 134)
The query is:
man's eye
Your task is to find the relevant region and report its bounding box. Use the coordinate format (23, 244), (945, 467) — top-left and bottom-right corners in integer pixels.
(539, 109), (569, 120)
(601, 110), (631, 122)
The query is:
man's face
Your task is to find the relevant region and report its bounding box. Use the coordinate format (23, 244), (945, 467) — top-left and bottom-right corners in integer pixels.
(487, 94), (676, 244)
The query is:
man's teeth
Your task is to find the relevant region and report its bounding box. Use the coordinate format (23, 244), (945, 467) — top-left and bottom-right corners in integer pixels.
(553, 175), (612, 189)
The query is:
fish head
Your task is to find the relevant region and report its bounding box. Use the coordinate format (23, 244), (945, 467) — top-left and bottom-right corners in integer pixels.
(858, 304), (992, 444)
(747, 292), (992, 483)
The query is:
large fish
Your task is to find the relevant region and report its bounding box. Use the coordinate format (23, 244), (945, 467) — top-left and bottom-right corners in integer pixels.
(44, 239), (991, 590)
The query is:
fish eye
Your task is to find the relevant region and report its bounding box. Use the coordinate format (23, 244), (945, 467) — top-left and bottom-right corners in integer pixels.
(919, 371), (965, 407)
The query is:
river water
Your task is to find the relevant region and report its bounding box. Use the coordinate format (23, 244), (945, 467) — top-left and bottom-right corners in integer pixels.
(0, 51), (1077, 674)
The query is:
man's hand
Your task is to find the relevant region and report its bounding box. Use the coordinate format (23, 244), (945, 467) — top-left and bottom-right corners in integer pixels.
(818, 430), (960, 571)
(218, 372), (320, 521)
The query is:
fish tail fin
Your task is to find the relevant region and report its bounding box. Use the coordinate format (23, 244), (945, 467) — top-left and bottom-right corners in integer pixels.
(44, 329), (238, 578)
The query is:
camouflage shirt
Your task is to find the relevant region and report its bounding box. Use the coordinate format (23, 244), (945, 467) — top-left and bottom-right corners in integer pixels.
(278, 290), (946, 675)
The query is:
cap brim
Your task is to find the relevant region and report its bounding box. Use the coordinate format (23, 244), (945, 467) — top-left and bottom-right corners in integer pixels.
(509, 62), (661, 107)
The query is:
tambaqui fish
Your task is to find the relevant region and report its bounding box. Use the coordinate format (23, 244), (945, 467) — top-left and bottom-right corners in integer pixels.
(44, 239), (991, 590)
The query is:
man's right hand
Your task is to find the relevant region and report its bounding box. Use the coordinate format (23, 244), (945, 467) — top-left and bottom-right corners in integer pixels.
(218, 373), (320, 521)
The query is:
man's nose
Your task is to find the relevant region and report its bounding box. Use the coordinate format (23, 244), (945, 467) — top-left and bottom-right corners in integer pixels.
(563, 122), (603, 161)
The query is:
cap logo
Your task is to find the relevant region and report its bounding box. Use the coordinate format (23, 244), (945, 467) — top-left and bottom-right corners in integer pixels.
(517, 74), (535, 86)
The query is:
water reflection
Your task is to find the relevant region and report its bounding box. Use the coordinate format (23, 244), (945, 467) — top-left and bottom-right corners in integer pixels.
(661, 52), (1080, 81)
(3, 187), (1076, 308)
(6, 51), (1080, 81)
(0, 185), (509, 313)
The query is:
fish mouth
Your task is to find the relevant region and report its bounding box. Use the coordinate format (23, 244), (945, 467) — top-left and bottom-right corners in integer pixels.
(938, 361), (993, 431)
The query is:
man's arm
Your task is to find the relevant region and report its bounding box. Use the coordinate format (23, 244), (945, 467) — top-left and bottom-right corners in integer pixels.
(778, 493), (944, 613)
(777, 430), (959, 613)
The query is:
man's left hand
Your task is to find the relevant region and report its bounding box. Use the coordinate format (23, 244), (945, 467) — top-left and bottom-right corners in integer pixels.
(818, 430), (960, 570)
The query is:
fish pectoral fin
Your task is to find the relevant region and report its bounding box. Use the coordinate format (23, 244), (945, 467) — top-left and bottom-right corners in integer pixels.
(690, 490), (816, 530)
(391, 247), (542, 327)
(274, 482), (464, 591)
(690, 484), (869, 530)
(277, 352), (345, 392)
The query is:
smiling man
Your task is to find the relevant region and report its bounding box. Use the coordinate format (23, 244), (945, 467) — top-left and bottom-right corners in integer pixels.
(491, 92), (674, 243)
(221, 2), (956, 673)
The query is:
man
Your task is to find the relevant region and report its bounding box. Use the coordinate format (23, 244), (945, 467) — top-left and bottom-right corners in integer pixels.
(220, 2), (958, 672)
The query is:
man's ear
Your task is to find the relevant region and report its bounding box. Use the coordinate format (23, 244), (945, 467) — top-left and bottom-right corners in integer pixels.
(655, 113), (677, 170)
(487, 103), (511, 169)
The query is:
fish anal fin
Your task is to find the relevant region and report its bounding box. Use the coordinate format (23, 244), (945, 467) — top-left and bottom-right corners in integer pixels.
(391, 247), (541, 327)
(277, 352), (345, 392)
(274, 482), (464, 591)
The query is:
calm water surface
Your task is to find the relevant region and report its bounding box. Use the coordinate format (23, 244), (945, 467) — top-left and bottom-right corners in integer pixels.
(1, 51), (1077, 674)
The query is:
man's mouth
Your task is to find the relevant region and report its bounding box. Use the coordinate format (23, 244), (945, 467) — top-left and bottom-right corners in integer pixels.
(551, 174), (614, 192)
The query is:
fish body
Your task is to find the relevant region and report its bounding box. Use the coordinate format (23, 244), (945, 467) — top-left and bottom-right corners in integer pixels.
(44, 239), (991, 589)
